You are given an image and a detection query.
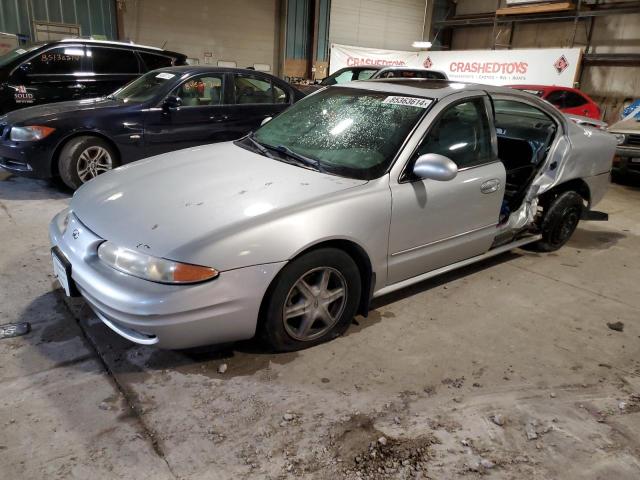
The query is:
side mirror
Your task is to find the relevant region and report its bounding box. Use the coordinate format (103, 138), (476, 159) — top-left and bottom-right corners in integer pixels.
(163, 95), (182, 110)
(14, 62), (32, 78)
(413, 153), (458, 181)
(261, 116), (272, 126)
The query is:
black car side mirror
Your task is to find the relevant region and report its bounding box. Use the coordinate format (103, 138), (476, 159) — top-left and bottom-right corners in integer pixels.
(14, 62), (32, 79)
(163, 95), (182, 111)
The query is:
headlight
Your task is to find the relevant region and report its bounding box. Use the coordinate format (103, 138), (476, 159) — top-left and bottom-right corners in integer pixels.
(613, 133), (626, 145)
(97, 241), (219, 284)
(10, 125), (56, 142)
(55, 208), (71, 235)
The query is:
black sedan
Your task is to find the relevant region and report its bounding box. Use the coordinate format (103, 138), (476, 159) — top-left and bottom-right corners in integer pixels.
(0, 66), (304, 189)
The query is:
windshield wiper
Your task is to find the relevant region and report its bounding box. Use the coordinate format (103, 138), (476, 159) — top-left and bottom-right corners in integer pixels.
(244, 132), (275, 159)
(273, 145), (325, 172)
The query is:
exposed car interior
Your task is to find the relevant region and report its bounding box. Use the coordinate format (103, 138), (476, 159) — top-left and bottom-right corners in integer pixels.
(175, 76), (223, 106)
(492, 98), (557, 213)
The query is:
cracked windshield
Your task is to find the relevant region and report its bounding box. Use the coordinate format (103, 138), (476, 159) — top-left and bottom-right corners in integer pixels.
(254, 88), (432, 179)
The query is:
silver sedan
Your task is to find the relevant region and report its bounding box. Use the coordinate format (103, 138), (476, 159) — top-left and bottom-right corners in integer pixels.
(49, 80), (617, 351)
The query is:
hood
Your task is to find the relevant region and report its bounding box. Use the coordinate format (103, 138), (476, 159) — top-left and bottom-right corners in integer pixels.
(2, 97), (122, 125)
(608, 116), (640, 135)
(71, 142), (367, 268)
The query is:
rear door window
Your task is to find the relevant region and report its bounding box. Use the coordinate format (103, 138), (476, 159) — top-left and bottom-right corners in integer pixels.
(139, 52), (174, 70)
(87, 47), (139, 74)
(234, 75), (285, 104)
(171, 74), (224, 106)
(545, 90), (587, 109)
(563, 91), (588, 108)
(29, 46), (84, 75)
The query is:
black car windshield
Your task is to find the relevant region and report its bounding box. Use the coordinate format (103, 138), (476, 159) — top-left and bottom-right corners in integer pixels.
(111, 70), (177, 103)
(253, 88), (432, 180)
(0, 44), (40, 68)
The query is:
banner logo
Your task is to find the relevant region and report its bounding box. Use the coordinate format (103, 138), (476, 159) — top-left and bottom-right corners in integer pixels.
(14, 85), (34, 104)
(553, 55), (569, 74)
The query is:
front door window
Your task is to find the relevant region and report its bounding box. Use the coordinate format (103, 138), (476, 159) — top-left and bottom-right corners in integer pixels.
(413, 98), (493, 170)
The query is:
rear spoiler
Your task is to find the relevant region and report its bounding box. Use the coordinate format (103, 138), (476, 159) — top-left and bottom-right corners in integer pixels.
(565, 114), (608, 130)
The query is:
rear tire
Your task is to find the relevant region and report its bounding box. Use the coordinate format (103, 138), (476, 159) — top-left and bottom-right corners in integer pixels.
(527, 191), (584, 252)
(260, 248), (361, 352)
(58, 136), (117, 190)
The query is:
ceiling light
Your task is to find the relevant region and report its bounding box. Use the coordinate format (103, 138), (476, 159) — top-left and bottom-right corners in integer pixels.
(412, 41), (432, 49)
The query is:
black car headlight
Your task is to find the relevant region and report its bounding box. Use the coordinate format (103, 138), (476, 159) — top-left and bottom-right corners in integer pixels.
(10, 125), (56, 142)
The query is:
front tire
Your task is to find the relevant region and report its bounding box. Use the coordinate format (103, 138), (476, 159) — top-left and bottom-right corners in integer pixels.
(58, 136), (117, 190)
(260, 248), (361, 352)
(529, 191), (584, 252)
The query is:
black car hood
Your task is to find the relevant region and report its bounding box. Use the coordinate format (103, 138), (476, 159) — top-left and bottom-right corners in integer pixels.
(1, 97), (122, 124)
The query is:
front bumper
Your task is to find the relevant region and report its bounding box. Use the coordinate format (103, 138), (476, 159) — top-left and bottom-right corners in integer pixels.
(614, 145), (640, 159)
(49, 209), (286, 349)
(0, 125), (58, 178)
(613, 146), (640, 174)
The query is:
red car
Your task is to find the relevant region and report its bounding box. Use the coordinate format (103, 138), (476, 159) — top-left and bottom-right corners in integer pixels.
(508, 85), (601, 120)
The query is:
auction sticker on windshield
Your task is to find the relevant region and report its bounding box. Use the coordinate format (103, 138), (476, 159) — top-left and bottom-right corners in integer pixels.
(156, 72), (175, 80)
(382, 96), (433, 108)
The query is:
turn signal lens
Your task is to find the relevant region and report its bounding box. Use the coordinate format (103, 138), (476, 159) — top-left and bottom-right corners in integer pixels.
(55, 208), (71, 235)
(10, 125), (56, 142)
(97, 241), (219, 284)
(172, 263), (219, 283)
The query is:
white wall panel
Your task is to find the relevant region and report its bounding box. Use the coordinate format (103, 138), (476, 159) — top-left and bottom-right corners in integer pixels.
(121, 0), (279, 71)
(330, 0), (428, 50)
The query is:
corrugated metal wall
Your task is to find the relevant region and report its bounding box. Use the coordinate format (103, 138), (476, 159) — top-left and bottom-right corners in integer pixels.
(286, 0), (311, 59)
(315, 0), (330, 61)
(0, 0), (117, 40)
(329, 0), (427, 50)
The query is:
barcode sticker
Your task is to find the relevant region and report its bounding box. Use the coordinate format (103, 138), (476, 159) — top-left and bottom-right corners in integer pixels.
(382, 96), (433, 108)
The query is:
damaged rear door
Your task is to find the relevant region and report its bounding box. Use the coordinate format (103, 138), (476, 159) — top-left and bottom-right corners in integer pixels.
(387, 93), (506, 284)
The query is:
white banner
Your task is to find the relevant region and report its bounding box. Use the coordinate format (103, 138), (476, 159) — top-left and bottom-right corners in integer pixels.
(329, 43), (419, 74)
(418, 48), (582, 87)
(330, 43), (582, 88)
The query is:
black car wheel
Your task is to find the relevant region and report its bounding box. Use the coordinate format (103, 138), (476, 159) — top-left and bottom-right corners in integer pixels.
(528, 191), (584, 252)
(260, 248), (361, 352)
(58, 136), (118, 190)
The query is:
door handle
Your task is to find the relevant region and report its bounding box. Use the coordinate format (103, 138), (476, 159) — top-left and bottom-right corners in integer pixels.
(69, 83), (86, 90)
(481, 179), (501, 194)
(210, 115), (229, 122)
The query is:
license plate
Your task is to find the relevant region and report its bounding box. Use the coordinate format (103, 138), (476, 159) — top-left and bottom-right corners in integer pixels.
(631, 158), (640, 164)
(51, 248), (73, 297)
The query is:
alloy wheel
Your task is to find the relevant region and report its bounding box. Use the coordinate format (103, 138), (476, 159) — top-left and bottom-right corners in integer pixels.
(77, 146), (113, 182)
(282, 267), (348, 342)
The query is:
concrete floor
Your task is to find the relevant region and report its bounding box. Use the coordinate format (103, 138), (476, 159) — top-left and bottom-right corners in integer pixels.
(1, 171), (639, 479)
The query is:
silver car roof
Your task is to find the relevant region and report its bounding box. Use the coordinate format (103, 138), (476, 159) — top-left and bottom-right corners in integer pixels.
(340, 78), (537, 101)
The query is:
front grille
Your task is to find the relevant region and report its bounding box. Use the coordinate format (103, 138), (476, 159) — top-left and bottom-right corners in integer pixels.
(626, 134), (640, 146)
